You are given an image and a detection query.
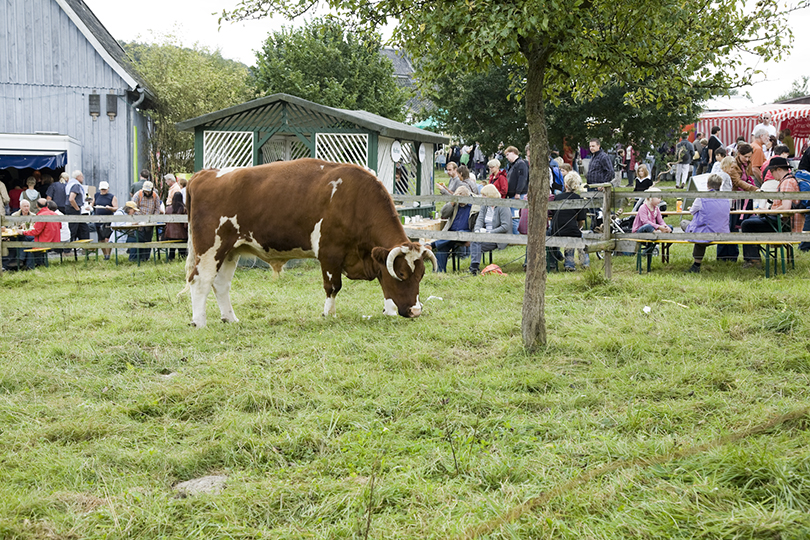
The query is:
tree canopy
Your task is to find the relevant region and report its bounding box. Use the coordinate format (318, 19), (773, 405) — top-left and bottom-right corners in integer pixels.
(223, 0), (807, 349)
(123, 36), (254, 184)
(252, 18), (409, 120)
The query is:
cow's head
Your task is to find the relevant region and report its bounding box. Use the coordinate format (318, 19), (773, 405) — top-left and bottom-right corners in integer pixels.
(371, 243), (437, 317)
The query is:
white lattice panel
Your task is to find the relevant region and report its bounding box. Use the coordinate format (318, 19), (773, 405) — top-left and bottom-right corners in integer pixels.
(316, 133), (368, 166)
(395, 142), (418, 196)
(203, 131), (253, 169)
(261, 140), (286, 163)
(290, 140), (311, 160)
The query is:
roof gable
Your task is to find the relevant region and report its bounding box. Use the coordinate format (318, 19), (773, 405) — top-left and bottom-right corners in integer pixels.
(176, 93), (447, 144)
(58, 0), (155, 99)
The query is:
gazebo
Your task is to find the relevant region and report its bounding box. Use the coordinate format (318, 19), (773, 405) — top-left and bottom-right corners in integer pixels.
(176, 93), (447, 197)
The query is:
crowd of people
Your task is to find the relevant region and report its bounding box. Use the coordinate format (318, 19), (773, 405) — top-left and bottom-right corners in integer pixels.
(2, 169), (188, 271)
(430, 117), (810, 274)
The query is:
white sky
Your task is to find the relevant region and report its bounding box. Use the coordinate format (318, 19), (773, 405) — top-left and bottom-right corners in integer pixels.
(83, 0), (809, 105)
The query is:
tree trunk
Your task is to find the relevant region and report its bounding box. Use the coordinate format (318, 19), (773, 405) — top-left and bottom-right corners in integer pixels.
(521, 48), (550, 350)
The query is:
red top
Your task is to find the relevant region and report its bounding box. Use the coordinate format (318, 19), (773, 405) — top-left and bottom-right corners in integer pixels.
(489, 169), (509, 198)
(26, 208), (62, 243)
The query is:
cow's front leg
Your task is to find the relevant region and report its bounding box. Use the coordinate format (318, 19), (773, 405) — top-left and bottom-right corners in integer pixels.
(189, 270), (214, 328)
(320, 263), (343, 317)
(213, 255), (239, 323)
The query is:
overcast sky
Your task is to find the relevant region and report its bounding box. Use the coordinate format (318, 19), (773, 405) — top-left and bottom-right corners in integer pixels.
(83, 0), (809, 106)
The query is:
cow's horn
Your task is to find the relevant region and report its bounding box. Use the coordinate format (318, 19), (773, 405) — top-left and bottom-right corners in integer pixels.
(386, 247), (405, 281)
(421, 246), (438, 271)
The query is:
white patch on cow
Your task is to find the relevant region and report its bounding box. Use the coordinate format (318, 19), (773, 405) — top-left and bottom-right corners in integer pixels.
(310, 219), (323, 257)
(324, 296), (336, 317)
(403, 248), (421, 272)
(216, 167), (241, 178)
(328, 178), (343, 200)
(411, 295), (423, 317)
(326, 271), (333, 281)
(383, 298), (398, 316)
(219, 215), (240, 233)
(320, 165), (324, 170)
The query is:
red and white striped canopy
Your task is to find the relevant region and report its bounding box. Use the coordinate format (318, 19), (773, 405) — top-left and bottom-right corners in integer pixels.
(694, 104), (810, 154)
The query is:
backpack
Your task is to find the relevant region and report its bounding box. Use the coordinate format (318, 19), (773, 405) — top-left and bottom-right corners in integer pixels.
(794, 170), (810, 209)
(550, 165), (564, 192)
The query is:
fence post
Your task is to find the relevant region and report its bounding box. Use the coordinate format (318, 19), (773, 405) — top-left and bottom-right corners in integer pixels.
(603, 185), (612, 280)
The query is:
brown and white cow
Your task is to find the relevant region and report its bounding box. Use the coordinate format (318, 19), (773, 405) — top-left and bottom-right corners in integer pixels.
(183, 159), (437, 327)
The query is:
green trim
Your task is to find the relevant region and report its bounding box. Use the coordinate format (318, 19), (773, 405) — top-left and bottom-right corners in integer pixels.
(368, 132), (378, 171)
(253, 131), (260, 166)
(194, 128), (204, 172)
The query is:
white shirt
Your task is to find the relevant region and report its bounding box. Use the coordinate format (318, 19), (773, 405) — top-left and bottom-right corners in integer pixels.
(752, 122), (777, 139)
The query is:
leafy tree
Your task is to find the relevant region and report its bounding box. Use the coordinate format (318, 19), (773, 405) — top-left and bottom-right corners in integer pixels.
(426, 64), (706, 159)
(222, 0), (805, 350)
(776, 75), (810, 102)
(123, 36), (255, 189)
(253, 18), (409, 120)
(424, 63), (528, 157)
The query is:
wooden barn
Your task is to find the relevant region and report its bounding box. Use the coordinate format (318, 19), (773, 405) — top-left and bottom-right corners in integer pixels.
(0, 0), (155, 205)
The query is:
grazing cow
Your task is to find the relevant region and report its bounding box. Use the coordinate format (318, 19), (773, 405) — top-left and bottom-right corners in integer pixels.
(183, 159), (437, 327)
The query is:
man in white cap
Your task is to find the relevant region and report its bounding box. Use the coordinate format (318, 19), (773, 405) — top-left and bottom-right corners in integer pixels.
(93, 181), (118, 260)
(65, 170), (90, 241)
(131, 180), (163, 262)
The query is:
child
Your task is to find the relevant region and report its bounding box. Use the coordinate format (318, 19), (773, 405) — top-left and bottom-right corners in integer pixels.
(632, 188), (672, 234)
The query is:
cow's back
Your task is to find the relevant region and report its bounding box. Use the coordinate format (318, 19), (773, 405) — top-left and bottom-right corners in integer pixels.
(187, 159), (402, 262)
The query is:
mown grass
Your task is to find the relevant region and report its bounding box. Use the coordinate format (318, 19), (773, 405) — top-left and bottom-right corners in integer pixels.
(1, 246), (809, 539)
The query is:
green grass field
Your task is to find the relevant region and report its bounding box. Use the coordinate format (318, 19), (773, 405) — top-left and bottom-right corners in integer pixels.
(1, 244), (809, 539)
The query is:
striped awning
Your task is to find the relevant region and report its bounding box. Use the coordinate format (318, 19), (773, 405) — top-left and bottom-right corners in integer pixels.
(695, 104), (810, 155)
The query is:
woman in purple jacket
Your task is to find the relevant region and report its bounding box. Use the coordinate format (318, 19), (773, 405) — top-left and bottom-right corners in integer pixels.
(681, 174), (730, 273)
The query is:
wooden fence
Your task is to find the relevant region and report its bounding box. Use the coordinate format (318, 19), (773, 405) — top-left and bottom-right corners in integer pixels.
(2, 187), (807, 276)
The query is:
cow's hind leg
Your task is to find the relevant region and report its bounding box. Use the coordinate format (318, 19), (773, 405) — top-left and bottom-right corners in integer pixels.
(213, 255), (240, 323)
(320, 262), (343, 317)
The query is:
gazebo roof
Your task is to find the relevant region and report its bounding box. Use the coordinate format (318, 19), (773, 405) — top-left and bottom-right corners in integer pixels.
(176, 93), (447, 145)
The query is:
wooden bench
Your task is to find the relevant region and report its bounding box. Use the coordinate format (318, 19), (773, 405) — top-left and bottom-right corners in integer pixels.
(627, 238), (797, 277)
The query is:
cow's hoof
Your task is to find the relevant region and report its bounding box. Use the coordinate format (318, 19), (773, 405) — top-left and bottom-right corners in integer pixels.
(221, 317), (239, 323)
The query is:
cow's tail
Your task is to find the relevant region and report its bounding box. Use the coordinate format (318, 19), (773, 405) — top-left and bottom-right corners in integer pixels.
(178, 178), (196, 297)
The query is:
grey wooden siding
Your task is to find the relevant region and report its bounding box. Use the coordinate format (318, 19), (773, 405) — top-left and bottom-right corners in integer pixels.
(0, 0), (150, 199)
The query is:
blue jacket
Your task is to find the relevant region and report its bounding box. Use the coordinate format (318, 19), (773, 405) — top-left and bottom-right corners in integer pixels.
(587, 149), (614, 186)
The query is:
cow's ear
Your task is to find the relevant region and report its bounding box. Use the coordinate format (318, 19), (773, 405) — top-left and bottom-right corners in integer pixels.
(371, 247), (389, 267)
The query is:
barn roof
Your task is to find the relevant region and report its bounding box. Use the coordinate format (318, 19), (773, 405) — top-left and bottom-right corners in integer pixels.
(60, 0), (156, 103)
(176, 93), (447, 145)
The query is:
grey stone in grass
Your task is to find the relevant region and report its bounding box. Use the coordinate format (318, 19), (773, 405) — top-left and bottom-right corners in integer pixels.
(173, 475), (227, 497)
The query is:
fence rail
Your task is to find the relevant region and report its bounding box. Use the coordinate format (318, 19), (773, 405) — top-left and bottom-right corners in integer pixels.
(3, 188), (807, 273)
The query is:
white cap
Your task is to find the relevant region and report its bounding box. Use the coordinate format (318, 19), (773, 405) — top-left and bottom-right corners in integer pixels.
(142, 181), (154, 192)
(99, 181), (109, 190)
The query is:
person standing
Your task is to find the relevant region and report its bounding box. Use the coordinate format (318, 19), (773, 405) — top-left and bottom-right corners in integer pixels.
(750, 128), (769, 183)
(131, 180), (163, 262)
(504, 145), (529, 234)
(131, 169), (150, 198)
(674, 132), (694, 189)
(93, 181), (118, 260)
(585, 138), (614, 187)
(752, 113), (778, 139)
(64, 170), (90, 242)
(46, 172), (68, 213)
(0, 178), (9, 216)
(162, 192), (188, 261)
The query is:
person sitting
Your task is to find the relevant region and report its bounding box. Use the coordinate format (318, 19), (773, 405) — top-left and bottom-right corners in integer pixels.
(425, 186), (473, 272)
(678, 175), (730, 273)
(18, 198), (61, 269)
(633, 164), (653, 191)
(456, 164), (479, 194)
(549, 171), (589, 271)
(486, 159), (508, 197)
(632, 188), (671, 255)
(741, 156), (798, 269)
(469, 184), (512, 275)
